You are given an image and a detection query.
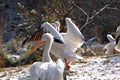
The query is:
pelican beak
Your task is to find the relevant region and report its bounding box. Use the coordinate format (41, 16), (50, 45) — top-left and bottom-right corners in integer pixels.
(28, 40), (46, 54)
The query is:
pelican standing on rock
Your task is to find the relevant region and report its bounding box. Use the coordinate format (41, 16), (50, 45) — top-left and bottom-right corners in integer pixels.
(29, 33), (65, 80)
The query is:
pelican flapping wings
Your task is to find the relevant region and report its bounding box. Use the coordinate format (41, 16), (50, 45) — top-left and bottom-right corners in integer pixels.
(22, 18), (84, 70)
(50, 17), (84, 70)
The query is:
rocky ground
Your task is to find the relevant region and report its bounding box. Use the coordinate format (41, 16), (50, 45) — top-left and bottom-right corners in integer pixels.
(1, 55), (120, 80)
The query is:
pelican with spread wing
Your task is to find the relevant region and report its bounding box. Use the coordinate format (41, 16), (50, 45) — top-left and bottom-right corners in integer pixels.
(22, 19), (84, 70)
(50, 18), (84, 69)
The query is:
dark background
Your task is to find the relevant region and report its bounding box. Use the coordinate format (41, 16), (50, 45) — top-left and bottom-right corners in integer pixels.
(0, 0), (120, 44)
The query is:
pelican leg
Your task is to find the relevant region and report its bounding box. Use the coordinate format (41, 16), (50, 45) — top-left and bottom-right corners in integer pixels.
(64, 58), (70, 70)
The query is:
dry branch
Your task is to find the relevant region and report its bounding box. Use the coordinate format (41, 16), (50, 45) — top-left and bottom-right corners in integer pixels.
(75, 4), (109, 31)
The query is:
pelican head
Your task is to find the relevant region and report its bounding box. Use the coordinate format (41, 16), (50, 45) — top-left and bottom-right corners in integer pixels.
(115, 26), (120, 39)
(107, 34), (115, 42)
(54, 21), (60, 27)
(41, 33), (54, 43)
(54, 21), (60, 31)
(51, 21), (60, 32)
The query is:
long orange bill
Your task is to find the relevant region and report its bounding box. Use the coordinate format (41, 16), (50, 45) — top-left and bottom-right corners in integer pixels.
(28, 40), (46, 54)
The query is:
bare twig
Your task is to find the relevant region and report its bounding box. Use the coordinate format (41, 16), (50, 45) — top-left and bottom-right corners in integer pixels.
(106, 7), (118, 10)
(89, 4), (109, 19)
(75, 5), (89, 30)
(75, 4), (109, 31)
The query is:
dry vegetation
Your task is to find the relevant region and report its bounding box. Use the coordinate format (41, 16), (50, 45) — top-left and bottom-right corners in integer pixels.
(0, 16), (5, 71)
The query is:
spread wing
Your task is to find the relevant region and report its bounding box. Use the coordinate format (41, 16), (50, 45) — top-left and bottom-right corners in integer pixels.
(63, 17), (85, 51)
(21, 27), (44, 47)
(21, 22), (64, 47)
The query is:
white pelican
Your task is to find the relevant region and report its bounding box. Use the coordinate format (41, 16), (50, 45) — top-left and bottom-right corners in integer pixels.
(103, 34), (116, 54)
(29, 33), (65, 80)
(114, 36), (120, 53)
(115, 26), (120, 49)
(22, 19), (84, 70)
(50, 17), (84, 69)
(115, 26), (120, 39)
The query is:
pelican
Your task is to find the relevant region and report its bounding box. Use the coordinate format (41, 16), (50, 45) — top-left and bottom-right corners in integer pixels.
(29, 33), (65, 80)
(115, 25), (120, 39)
(113, 25), (120, 53)
(22, 19), (84, 70)
(103, 34), (116, 54)
(50, 17), (84, 69)
(114, 36), (120, 53)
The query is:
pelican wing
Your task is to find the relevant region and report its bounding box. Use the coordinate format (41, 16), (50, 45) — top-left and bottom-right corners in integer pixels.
(41, 22), (64, 44)
(21, 27), (44, 47)
(22, 22), (64, 47)
(64, 17), (85, 51)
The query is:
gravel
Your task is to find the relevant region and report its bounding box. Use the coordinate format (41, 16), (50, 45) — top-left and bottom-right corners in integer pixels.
(1, 55), (120, 80)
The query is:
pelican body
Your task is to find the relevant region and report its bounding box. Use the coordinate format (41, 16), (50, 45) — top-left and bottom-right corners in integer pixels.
(22, 19), (84, 70)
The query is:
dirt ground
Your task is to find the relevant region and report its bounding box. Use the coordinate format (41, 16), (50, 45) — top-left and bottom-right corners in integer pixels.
(1, 55), (120, 80)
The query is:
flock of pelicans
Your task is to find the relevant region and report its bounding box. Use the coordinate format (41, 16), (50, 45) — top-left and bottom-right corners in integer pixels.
(22, 17), (120, 80)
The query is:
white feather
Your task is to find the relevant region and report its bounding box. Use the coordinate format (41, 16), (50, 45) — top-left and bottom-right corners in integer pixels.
(50, 17), (84, 61)
(41, 22), (64, 44)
